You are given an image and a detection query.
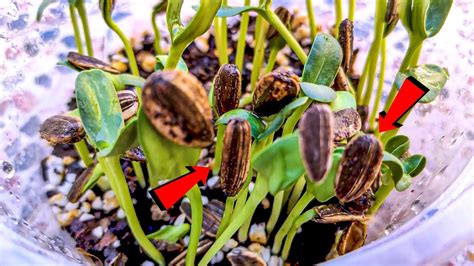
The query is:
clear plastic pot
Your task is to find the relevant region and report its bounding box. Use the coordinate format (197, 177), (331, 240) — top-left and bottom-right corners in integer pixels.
(0, 0), (473, 265)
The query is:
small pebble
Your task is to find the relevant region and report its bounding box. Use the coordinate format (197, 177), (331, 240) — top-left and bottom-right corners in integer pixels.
(79, 190), (96, 202)
(103, 190), (115, 199)
(269, 255), (283, 266)
(57, 209), (80, 226)
(103, 197), (119, 212)
(91, 197), (103, 210)
(62, 156), (75, 166)
(111, 61), (128, 73)
(201, 196), (209, 205)
(248, 242), (263, 253)
(183, 236), (190, 247)
(141, 261), (154, 266)
(57, 182), (72, 195)
(112, 240), (121, 248)
(48, 193), (68, 207)
(249, 223), (267, 244)
(51, 206), (61, 214)
(174, 213), (186, 226)
(210, 251), (224, 264)
(261, 198), (270, 209)
(222, 239), (238, 252)
(65, 173), (76, 183)
(151, 205), (170, 221)
(79, 213), (95, 222)
(261, 247), (271, 262)
(116, 208), (125, 219)
(80, 202), (91, 213)
(48, 171), (62, 186)
(64, 202), (79, 211)
(207, 175), (220, 189)
(248, 182), (255, 193)
(91, 226), (104, 239)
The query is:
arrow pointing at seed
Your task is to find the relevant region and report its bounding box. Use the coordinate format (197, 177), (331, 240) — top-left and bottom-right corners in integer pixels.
(149, 166), (211, 210)
(379, 76), (429, 133)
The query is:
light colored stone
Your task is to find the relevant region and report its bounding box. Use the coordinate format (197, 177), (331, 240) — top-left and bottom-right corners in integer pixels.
(57, 182), (72, 195)
(48, 193), (68, 207)
(62, 156), (75, 166)
(207, 175), (220, 189)
(103, 190), (115, 199)
(103, 197), (119, 213)
(141, 261), (154, 266)
(91, 226), (104, 239)
(80, 202), (91, 213)
(195, 36), (210, 53)
(57, 209), (80, 226)
(201, 196), (209, 205)
(65, 173), (76, 183)
(248, 242), (264, 253)
(64, 202), (79, 211)
(174, 214), (186, 226)
(210, 251), (224, 264)
(261, 198), (271, 209)
(269, 255), (283, 266)
(261, 247), (271, 262)
(249, 222), (267, 245)
(116, 208), (125, 219)
(91, 197), (103, 210)
(222, 239), (239, 252)
(79, 190), (96, 202)
(248, 182), (255, 193)
(79, 213), (95, 222)
(112, 240), (121, 248)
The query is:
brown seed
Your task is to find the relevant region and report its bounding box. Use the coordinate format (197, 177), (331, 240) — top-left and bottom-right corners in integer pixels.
(39, 114), (86, 144)
(227, 247), (266, 266)
(299, 104), (334, 183)
(121, 146), (146, 163)
(384, 0), (400, 37)
(253, 71), (300, 117)
(67, 164), (96, 203)
(357, 105), (369, 132)
(338, 19), (353, 73)
(67, 51), (121, 74)
(333, 108), (362, 141)
(337, 221), (367, 255)
(312, 204), (368, 224)
(335, 134), (383, 202)
(220, 119), (252, 197)
(117, 90), (139, 121)
(333, 67), (352, 92)
(142, 70), (214, 148)
(136, 51), (156, 73)
(213, 64), (241, 116)
(266, 6), (291, 41)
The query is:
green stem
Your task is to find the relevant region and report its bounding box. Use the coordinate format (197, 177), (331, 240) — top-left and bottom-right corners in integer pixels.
(334, 0), (343, 38)
(220, 0), (229, 64)
(281, 208), (316, 260)
(185, 185), (203, 266)
(239, 94), (253, 107)
(282, 186), (292, 206)
(214, 17), (227, 65)
(369, 181), (394, 214)
(266, 190), (283, 235)
(369, 38), (386, 131)
(235, 0), (251, 71)
(349, 0), (356, 21)
(99, 156), (165, 265)
(230, 162), (254, 219)
(74, 140), (93, 167)
(152, 11), (164, 55)
(282, 100), (311, 136)
(216, 197), (235, 237)
(361, 0), (387, 107)
(265, 47), (279, 74)
(213, 124), (226, 175)
(199, 177), (269, 266)
(272, 191), (313, 254)
(306, 0), (318, 40)
(69, 5), (84, 55)
(250, 11), (268, 91)
(76, 0), (93, 57)
(356, 55), (371, 103)
(237, 208), (252, 242)
(132, 161), (146, 188)
(287, 176), (306, 213)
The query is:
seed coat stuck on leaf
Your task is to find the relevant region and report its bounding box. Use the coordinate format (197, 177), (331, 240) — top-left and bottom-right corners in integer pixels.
(338, 19), (353, 73)
(142, 70), (214, 148)
(117, 90), (139, 121)
(266, 6), (291, 41)
(335, 134), (383, 202)
(299, 104), (334, 183)
(67, 51), (121, 74)
(220, 119), (252, 197)
(214, 64), (242, 116)
(39, 114), (86, 144)
(333, 108), (362, 141)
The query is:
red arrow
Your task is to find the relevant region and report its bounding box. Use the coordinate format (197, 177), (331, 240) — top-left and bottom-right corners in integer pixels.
(149, 166), (211, 210)
(379, 76), (429, 133)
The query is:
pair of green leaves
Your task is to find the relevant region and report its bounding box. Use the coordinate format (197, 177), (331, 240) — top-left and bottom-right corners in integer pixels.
(216, 109), (266, 138)
(400, 0), (453, 40)
(382, 135), (427, 191)
(395, 64), (449, 103)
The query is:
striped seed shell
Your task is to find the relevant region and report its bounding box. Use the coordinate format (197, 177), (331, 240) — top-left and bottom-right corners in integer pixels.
(333, 108), (362, 141)
(67, 51), (121, 74)
(142, 70), (214, 148)
(335, 134), (383, 202)
(253, 71), (300, 117)
(312, 204), (368, 224)
(338, 19), (353, 73)
(220, 119), (252, 197)
(299, 104), (334, 183)
(117, 90), (139, 121)
(67, 164), (96, 203)
(227, 247), (266, 266)
(337, 221), (367, 255)
(266, 6), (291, 41)
(39, 114), (86, 144)
(213, 64), (241, 115)
(333, 67), (352, 91)
(384, 0), (400, 37)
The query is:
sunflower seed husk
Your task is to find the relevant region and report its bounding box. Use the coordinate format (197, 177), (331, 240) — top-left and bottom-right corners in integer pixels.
(253, 71), (300, 117)
(335, 134), (383, 202)
(39, 114), (86, 144)
(67, 51), (121, 74)
(299, 104), (334, 183)
(337, 221), (367, 255)
(357, 105), (369, 132)
(117, 90), (139, 121)
(384, 0), (400, 37)
(142, 70), (214, 148)
(333, 108), (362, 141)
(121, 147), (146, 163)
(312, 204), (368, 224)
(169, 239), (213, 266)
(180, 199), (223, 237)
(220, 119), (252, 196)
(213, 64), (242, 116)
(67, 164), (96, 203)
(338, 19), (353, 73)
(333, 67), (352, 92)
(227, 247), (266, 266)
(266, 6), (291, 41)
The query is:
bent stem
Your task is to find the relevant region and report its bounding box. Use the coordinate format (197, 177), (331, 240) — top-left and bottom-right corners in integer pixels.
(69, 5), (84, 55)
(250, 10), (268, 90)
(281, 208), (316, 260)
(213, 124), (226, 175)
(185, 185), (203, 266)
(306, 0), (317, 40)
(199, 176), (269, 266)
(98, 156), (165, 265)
(272, 190), (313, 254)
(334, 0), (343, 38)
(216, 197), (235, 237)
(287, 176), (306, 213)
(368, 38), (386, 131)
(76, 0), (93, 57)
(282, 100), (311, 136)
(151, 9), (164, 55)
(75, 140), (93, 167)
(266, 190), (284, 235)
(235, 0), (251, 71)
(132, 161), (146, 188)
(369, 180), (394, 214)
(265, 47), (279, 74)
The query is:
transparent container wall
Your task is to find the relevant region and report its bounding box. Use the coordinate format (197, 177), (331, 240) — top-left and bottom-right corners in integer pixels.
(0, 0), (473, 264)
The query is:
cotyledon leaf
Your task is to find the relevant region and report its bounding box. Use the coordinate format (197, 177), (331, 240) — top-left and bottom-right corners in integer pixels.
(216, 109), (265, 138)
(330, 91), (356, 112)
(382, 151), (405, 191)
(402, 154), (427, 177)
(300, 82), (337, 103)
(155, 55), (188, 72)
(385, 135), (410, 158)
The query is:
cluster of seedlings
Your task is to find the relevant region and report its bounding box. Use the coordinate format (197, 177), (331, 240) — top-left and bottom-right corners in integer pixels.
(37, 0), (452, 265)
